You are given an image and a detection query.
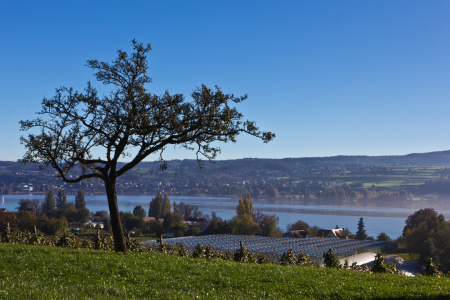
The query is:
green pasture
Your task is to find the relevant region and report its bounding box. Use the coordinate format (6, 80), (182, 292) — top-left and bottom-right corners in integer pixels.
(1, 243), (450, 299)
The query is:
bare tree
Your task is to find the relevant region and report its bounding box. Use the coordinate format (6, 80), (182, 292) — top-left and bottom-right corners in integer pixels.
(19, 40), (275, 252)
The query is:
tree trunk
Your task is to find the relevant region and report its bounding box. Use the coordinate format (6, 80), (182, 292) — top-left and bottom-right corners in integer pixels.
(104, 181), (127, 252)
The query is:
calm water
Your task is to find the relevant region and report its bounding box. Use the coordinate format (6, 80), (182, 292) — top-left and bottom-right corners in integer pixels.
(3, 194), (450, 239)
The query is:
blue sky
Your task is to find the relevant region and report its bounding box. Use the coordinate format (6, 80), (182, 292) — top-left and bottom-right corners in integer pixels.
(1, 1), (449, 162)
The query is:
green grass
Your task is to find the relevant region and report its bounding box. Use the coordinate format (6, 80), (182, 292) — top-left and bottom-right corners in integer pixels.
(394, 253), (420, 262)
(1, 244), (450, 299)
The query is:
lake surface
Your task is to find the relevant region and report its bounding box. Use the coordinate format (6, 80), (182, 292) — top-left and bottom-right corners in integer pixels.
(3, 194), (450, 239)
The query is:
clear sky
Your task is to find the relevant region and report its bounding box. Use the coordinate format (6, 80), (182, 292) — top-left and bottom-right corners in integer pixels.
(1, 1), (449, 162)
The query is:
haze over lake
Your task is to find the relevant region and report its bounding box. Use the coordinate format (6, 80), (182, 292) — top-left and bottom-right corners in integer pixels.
(3, 194), (450, 238)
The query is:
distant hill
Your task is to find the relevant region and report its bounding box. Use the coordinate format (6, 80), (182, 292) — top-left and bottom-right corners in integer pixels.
(2, 150), (450, 199)
(120, 149), (450, 174)
(3, 150), (450, 175)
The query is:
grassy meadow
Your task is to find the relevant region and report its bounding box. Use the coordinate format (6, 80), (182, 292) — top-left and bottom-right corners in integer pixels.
(1, 243), (449, 299)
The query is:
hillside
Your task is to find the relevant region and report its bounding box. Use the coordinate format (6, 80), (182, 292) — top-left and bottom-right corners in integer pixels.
(0, 243), (449, 299)
(2, 150), (450, 201)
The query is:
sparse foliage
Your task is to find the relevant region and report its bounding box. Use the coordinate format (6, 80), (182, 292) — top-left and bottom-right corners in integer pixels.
(18, 40), (274, 252)
(236, 193), (255, 218)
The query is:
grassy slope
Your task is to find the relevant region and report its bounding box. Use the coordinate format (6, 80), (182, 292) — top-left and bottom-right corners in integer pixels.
(1, 244), (449, 299)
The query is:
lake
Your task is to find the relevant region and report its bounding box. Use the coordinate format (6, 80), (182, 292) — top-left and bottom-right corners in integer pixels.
(3, 194), (450, 238)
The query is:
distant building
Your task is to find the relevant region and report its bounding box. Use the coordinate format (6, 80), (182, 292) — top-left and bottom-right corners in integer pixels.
(183, 220), (210, 232)
(83, 221), (104, 229)
(143, 217), (164, 223)
(186, 217), (207, 222)
(317, 228), (348, 239)
(0, 208), (8, 212)
(283, 230), (311, 239)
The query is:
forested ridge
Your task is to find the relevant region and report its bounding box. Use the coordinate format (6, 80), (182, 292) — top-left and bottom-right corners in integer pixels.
(3, 150), (450, 201)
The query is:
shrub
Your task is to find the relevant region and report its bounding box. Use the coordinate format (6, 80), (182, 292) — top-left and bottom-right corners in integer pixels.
(296, 253), (313, 266)
(81, 239), (92, 249)
(256, 253), (270, 264)
(425, 257), (443, 277)
(1, 226), (13, 243)
(280, 249), (297, 265)
(56, 232), (81, 248)
(127, 239), (145, 252)
(175, 243), (191, 257)
(220, 249), (235, 261)
(157, 243), (178, 255)
(92, 234), (115, 251)
(323, 248), (341, 269)
(2, 228), (52, 246)
(371, 253), (401, 274)
(234, 246), (256, 263)
(25, 231), (49, 246)
(193, 244), (219, 259)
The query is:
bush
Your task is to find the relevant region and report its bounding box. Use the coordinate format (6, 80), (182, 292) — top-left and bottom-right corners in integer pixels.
(280, 249), (297, 265)
(2, 227), (53, 246)
(371, 253), (401, 274)
(56, 232), (81, 248)
(233, 246), (256, 263)
(256, 253), (271, 264)
(323, 249), (341, 269)
(92, 234), (115, 251)
(193, 244), (219, 259)
(219, 249), (235, 261)
(296, 253), (313, 266)
(425, 257), (443, 277)
(81, 239), (92, 249)
(175, 243), (191, 257)
(157, 243), (177, 255)
(127, 239), (145, 252)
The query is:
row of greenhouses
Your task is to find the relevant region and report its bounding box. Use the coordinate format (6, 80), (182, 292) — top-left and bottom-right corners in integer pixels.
(144, 234), (386, 260)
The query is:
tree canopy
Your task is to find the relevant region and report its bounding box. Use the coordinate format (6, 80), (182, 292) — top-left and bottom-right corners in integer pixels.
(236, 193), (255, 218)
(148, 193), (171, 219)
(42, 190), (55, 213)
(19, 40), (274, 252)
(132, 205), (146, 218)
(286, 220), (310, 232)
(75, 188), (86, 210)
(56, 189), (67, 210)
